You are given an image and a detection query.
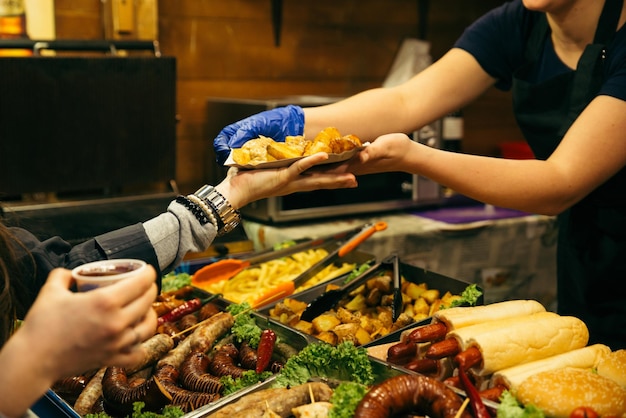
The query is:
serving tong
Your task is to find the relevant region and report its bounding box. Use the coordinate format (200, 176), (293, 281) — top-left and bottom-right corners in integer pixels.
(250, 221), (387, 308)
(299, 252), (403, 322)
(192, 222), (382, 289)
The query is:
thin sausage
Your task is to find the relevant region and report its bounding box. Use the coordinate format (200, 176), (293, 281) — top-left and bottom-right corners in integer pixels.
(190, 311), (235, 353)
(425, 337), (461, 359)
(403, 358), (440, 374)
(454, 346), (483, 371)
(73, 367), (106, 415)
(408, 322), (448, 343)
(387, 340), (417, 365)
(126, 333), (175, 375)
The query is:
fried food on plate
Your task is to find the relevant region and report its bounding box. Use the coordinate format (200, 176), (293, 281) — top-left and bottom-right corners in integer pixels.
(230, 127), (362, 166)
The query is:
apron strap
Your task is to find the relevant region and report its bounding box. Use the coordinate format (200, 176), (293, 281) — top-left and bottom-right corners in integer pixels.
(558, 0), (623, 137)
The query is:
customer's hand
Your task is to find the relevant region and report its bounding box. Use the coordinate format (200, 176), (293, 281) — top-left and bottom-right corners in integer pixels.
(21, 266), (158, 380)
(213, 105), (305, 165)
(216, 152), (358, 209)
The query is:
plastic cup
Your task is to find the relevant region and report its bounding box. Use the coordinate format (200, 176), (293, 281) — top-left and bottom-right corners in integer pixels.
(72, 259), (147, 292)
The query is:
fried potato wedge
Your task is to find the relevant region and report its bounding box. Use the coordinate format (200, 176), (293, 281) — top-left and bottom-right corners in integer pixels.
(267, 141), (304, 160)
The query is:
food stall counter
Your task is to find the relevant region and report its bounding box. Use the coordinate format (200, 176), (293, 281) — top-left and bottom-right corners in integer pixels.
(243, 204), (558, 308)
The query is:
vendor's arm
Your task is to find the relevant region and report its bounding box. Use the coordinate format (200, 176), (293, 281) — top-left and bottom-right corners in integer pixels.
(323, 92), (626, 216)
(303, 48), (496, 142)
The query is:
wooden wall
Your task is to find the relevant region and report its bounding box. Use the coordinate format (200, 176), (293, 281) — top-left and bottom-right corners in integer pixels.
(53, 0), (524, 193)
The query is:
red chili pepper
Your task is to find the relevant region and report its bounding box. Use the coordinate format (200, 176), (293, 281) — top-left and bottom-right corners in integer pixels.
(255, 329), (277, 373)
(156, 294), (221, 326)
(458, 366), (491, 418)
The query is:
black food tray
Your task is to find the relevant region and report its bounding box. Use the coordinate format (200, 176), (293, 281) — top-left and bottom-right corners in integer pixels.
(258, 257), (483, 348)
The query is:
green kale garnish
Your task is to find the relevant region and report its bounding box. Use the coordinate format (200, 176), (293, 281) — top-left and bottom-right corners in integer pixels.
(273, 341), (375, 388)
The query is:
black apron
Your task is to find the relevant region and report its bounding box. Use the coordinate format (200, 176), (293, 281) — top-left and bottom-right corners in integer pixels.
(512, 0), (626, 350)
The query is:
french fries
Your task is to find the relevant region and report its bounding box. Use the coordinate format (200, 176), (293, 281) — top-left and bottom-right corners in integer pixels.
(231, 127), (362, 166)
(198, 248), (356, 305)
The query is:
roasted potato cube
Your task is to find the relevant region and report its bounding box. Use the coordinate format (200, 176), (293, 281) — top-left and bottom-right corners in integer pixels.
(443, 294), (463, 308)
(414, 312), (429, 322)
(377, 309), (393, 328)
(413, 297), (430, 316)
(292, 320), (314, 335)
(360, 317), (383, 334)
(421, 289), (440, 304)
(284, 298), (308, 312)
(367, 274), (392, 293)
(354, 327), (373, 346)
(312, 313), (341, 333)
(337, 307), (360, 324)
(343, 294), (367, 311)
(404, 282), (428, 300)
(348, 284), (366, 297)
(333, 323), (360, 343)
(365, 288), (382, 306)
(316, 331), (338, 345)
(429, 299), (445, 316)
(391, 313), (414, 331)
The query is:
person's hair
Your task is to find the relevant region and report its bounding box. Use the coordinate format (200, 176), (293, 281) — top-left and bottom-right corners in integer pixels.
(0, 221), (31, 346)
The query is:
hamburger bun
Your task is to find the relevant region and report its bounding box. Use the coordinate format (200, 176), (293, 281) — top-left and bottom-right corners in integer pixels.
(517, 368), (626, 418)
(596, 349), (626, 389)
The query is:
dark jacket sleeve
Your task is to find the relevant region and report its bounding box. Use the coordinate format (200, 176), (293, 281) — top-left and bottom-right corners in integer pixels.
(9, 223), (160, 318)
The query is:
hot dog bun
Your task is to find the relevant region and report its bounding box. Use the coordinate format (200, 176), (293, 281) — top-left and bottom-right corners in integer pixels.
(490, 343), (611, 390)
(516, 368), (626, 418)
(449, 312), (589, 375)
(596, 349), (626, 389)
(432, 299), (546, 330)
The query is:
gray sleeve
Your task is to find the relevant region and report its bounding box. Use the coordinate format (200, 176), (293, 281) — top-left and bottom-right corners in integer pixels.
(142, 200), (218, 272)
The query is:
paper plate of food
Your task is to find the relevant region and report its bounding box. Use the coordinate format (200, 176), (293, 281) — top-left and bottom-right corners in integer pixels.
(224, 126), (367, 169)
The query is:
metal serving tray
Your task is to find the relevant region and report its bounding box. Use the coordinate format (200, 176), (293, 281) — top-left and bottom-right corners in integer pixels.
(194, 242), (376, 309)
(39, 294), (316, 417)
(258, 257), (483, 348)
(189, 355), (411, 417)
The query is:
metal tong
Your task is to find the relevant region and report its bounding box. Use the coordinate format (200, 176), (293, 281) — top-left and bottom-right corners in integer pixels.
(250, 221), (387, 308)
(300, 252), (402, 322)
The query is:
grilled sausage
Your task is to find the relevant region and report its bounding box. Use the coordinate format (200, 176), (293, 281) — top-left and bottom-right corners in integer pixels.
(353, 374), (472, 418)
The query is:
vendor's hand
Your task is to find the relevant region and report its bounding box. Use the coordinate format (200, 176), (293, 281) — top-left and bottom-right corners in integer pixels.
(313, 133), (416, 176)
(21, 266), (158, 380)
(213, 105), (305, 165)
(216, 152), (358, 208)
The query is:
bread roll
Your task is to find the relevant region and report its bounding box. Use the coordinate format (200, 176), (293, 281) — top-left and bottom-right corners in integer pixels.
(517, 368), (626, 418)
(432, 299), (546, 330)
(596, 349), (626, 389)
(449, 312), (589, 375)
(490, 343), (611, 390)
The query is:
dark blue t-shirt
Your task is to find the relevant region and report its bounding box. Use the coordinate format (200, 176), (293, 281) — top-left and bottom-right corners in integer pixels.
(453, 0), (626, 101)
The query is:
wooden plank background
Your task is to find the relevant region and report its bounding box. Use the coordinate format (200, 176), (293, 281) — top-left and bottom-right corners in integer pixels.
(53, 0), (524, 193)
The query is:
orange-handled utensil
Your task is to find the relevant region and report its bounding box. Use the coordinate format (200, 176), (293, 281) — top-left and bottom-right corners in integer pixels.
(191, 223), (383, 289)
(251, 221), (388, 308)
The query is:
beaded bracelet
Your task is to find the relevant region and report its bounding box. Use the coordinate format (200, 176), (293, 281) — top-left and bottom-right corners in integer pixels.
(174, 196), (212, 227)
(186, 193), (219, 230)
(193, 185), (241, 236)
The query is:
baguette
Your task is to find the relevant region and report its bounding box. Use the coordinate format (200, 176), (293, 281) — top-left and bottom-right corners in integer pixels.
(432, 299), (546, 331)
(490, 343), (611, 390)
(448, 312), (589, 375)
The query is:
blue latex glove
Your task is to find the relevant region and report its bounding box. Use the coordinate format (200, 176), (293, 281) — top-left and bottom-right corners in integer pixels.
(213, 105), (305, 165)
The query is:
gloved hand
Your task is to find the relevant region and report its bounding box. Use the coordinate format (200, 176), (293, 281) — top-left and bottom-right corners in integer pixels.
(213, 105), (305, 165)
